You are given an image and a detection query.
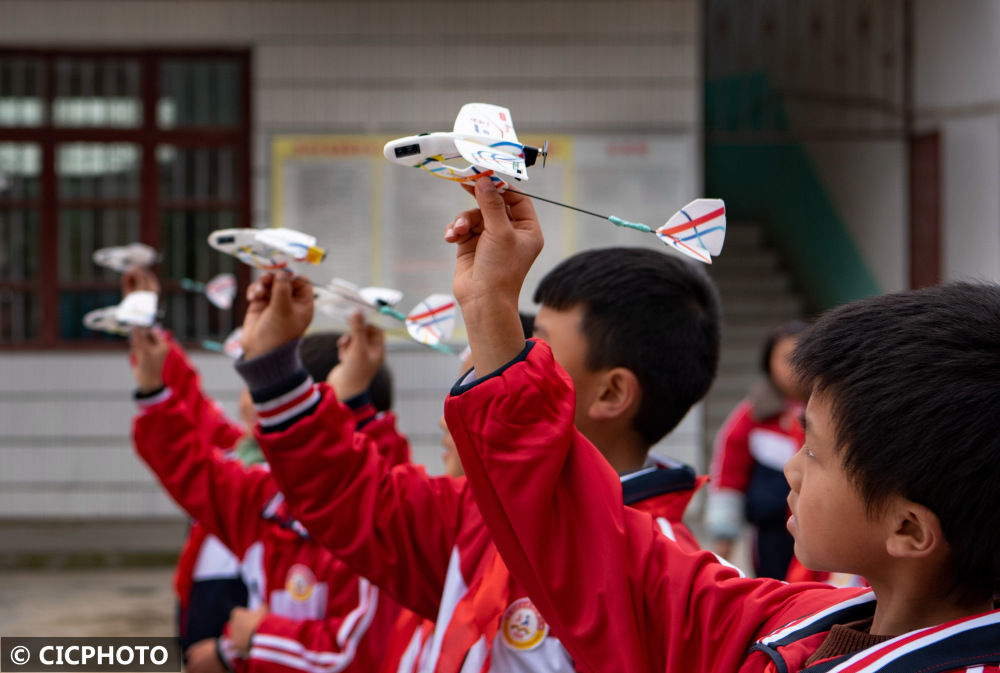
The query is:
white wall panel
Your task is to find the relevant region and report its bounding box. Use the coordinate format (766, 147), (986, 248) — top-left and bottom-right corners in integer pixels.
(0, 0), (701, 520)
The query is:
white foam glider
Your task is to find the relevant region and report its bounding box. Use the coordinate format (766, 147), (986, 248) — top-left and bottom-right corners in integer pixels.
(314, 279), (457, 352)
(208, 228), (326, 270)
(93, 243), (159, 273)
(82, 290), (158, 336)
(383, 103), (547, 190)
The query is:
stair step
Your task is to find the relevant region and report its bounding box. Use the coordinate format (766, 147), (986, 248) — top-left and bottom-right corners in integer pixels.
(710, 252), (783, 274)
(723, 299), (802, 321)
(714, 274), (790, 296)
(722, 225), (765, 248)
(699, 220), (805, 470)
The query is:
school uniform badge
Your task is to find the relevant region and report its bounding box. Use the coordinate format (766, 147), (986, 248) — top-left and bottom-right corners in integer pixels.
(285, 564), (316, 601)
(501, 598), (548, 651)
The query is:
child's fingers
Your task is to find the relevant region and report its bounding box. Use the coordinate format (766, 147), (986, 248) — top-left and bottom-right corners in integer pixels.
(290, 274), (313, 298)
(269, 271), (293, 309)
(473, 176), (511, 235)
(445, 209), (484, 241)
(348, 310), (367, 336)
(246, 274), (272, 303)
(502, 188), (539, 227)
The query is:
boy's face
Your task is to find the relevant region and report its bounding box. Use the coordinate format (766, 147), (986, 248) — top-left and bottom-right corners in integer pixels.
(533, 304), (605, 439)
(784, 389), (886, 575)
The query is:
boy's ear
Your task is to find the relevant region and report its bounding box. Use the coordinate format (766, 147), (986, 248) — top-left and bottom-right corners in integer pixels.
(884, 498), (944, 560)
(587, 367), (641, 422)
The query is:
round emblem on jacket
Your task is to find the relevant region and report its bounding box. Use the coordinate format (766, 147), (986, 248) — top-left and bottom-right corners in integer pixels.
(501, 597), (548, 651)
(285, 564), (316, 601)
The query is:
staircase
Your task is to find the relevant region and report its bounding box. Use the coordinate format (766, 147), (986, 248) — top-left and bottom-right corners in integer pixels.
(703, 221), (806, 466)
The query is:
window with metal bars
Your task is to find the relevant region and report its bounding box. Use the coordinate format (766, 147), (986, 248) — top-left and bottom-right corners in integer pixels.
(0, 50), (250, 347)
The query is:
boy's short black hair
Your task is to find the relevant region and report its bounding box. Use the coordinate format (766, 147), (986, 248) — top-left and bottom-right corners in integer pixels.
(792, 282), (1000, 601)
(533, 247), (721, 446)
(299, 332), (393, 412)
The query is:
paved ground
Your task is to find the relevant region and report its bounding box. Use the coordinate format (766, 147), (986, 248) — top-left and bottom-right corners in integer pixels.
(0, 523), (753, 639)
(0, 568), (175, 637)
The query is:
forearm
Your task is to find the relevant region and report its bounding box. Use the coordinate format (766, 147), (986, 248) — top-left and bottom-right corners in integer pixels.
(133, 392), (270, 555)
(236, 344), (458, 618)
(460, 297), (526, 377)
(247, 585), (386, 673)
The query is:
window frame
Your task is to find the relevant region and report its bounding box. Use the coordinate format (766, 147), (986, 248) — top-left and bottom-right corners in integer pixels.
(0, 47), (252, 350)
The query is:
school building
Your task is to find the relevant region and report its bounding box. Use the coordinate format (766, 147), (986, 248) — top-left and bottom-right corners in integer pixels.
(1, 0), (998, 561)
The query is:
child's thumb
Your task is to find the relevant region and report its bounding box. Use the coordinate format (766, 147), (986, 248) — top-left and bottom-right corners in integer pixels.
(270, 271), (293, 309)
(473, 176), (508, 233)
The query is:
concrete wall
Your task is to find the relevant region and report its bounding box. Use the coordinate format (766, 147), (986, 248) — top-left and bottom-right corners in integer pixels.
(0, 0), (703, 521)
(914, 0), (1000, 283)
(805, 141), (908, 293)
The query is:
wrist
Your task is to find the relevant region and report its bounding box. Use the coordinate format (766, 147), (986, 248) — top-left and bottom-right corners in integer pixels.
(463, 300), (525, 375)
(137, 378), (164, 395)
(235, 339), (303, 392)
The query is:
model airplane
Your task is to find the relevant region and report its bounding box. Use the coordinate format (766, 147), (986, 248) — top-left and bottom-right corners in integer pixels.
(314, 279), (457, 354)
(383, 103), (547, 191)
(208, 227), (326, 270)
(93, 243), (159, 273)
(180, 273), (237, 310)
(82, 290), (158, 336)
(384, 103), (727, 263)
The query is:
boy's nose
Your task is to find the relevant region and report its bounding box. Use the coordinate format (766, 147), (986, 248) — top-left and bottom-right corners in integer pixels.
(784, 446), (804, 491)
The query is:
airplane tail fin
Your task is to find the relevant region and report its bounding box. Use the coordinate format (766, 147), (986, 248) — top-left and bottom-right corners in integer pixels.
(655, 198), (726, 264)
(405, 294), (457, 346)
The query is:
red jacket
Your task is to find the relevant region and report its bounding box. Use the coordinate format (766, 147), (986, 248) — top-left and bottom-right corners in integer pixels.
(443, 340), (1000, 673)
(133, 354), (404, 673)
(250, 369), (704, 673)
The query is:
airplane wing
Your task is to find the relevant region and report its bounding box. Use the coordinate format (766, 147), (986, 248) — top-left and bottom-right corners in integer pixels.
(359, 286), (404, 309)
(454, 138), (528, 180)
(115, 291), (158, 327)
(316, 280), (399, 331)
(93, 243), (159, 273)
(83, 306), (129, 335)
(405, 294), (457, 346)
(453, 103), (520, 144)
(208, 228), (325, 269)
(255, 228), (326, 264)
(205, 273), (237, 310)
(655, 199), (727, 264)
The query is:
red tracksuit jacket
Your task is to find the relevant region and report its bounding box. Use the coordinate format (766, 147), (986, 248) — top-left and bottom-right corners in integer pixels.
(248, 367), (704, 673)
(133, 348), (404, 673)
(443, 340), (1000, 673)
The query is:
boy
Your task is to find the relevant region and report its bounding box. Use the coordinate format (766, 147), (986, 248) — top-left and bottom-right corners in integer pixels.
(130, 318), (405, 673)
(444, 177), (1000, 672)
(232, 195), (720, 670)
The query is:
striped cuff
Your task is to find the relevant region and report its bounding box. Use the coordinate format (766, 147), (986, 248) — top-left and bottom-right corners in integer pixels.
(234, 339), (302, 392)
(345, 391), (376, 428)
(251, 371), (320, 432)
(133, 386), (172, 410)
(216, 636), (238, 673)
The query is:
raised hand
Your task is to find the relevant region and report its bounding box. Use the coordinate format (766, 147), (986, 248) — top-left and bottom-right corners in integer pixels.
(240, 272), (314, 360)
(327, 311), (386, 401)
(122, 267), (160, 296)
(444, 176), (543, 374)
(129, 327), (170, 394)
